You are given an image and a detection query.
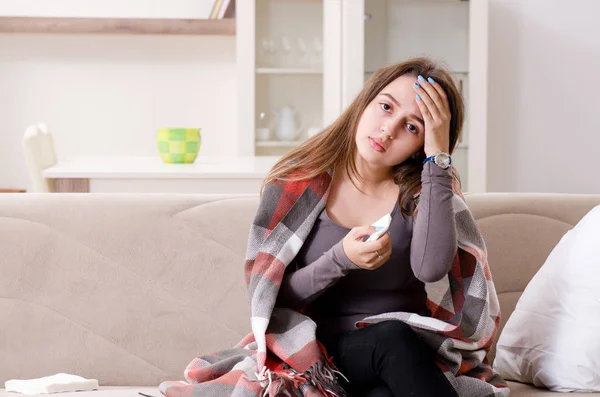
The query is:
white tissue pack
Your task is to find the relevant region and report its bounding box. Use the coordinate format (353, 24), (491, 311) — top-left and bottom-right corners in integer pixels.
(5, 373), (99, 395)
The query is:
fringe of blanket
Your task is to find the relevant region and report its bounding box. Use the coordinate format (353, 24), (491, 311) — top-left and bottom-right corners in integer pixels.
(253, 360), (350, 397)
(251, 342), (349, 397)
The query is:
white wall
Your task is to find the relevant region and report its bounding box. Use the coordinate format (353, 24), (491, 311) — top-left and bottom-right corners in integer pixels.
(0, 34), (236, 191)
(0, 0), (236, 192)
(487, 0), (600, 193)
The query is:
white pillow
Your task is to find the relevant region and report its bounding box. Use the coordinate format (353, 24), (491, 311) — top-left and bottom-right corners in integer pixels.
(494, 205), (600, 392)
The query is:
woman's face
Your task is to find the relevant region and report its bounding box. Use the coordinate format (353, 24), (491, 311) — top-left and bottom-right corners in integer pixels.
(355, 74), (426, 168)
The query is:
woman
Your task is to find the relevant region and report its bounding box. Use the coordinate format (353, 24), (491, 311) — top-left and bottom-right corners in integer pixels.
(268, 57), (463, 396)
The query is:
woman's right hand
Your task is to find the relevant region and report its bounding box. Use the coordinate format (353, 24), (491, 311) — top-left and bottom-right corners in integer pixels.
(342, 226), (392, 270)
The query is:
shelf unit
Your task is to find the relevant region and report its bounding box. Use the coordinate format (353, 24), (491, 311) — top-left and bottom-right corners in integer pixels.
(237, 0), (335, 157)
(0, 16), (236, 35)
(359, 0), (471, 188)
(238, 0), (477, 189)
(254, 0), (324, 157)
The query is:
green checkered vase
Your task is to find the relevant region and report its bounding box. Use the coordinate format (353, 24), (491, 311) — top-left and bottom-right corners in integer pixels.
(156, 128), (201, 163)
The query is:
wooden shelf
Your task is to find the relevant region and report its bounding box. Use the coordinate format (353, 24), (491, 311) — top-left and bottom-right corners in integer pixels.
(0, 17), (236, 35)
(256, 68), (322, 75)
(0, 189), (26, 193)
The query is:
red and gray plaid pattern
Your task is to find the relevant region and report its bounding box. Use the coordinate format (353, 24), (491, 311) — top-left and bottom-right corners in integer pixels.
(160, 171), (509, 397)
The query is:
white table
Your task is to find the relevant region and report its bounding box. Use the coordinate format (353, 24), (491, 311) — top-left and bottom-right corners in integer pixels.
(42, 156), (281, 194)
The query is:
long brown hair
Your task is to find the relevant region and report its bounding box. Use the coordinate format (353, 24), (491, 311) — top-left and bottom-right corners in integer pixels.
(262, 57), (465, 216)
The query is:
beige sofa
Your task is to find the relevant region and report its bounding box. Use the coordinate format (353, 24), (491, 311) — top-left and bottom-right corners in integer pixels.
(1, 192), (599, 397)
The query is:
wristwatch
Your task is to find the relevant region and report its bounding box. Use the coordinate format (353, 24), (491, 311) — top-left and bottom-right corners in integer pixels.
(423, 152), (452, 169)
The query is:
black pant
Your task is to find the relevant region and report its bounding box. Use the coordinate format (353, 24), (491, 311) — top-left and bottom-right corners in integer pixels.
(319, 321), (459, 397)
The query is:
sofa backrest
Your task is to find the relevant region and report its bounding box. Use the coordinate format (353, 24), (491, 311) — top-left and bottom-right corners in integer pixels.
(0, 193), (257, 386)
(1, 192), (599, 385)
(464, 193), (600, 362)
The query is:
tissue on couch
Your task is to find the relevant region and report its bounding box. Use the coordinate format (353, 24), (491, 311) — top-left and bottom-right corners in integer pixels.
(5, 373), (99, 395)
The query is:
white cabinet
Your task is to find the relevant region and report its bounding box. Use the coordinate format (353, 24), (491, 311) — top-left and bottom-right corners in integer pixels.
(344, 0), (471, 190)
(237, 0), (482, 191)
(237, 0), (342, 158)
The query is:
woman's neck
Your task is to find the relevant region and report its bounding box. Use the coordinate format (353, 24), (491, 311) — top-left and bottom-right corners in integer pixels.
(342, 157), (396, 196)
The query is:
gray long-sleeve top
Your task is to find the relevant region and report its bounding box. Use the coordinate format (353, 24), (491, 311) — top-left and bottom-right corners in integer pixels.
(276, 162), (457, 336)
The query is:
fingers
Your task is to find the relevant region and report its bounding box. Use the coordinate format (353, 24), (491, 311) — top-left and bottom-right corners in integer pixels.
(362, 234), (392, 267)
(348, 226), (393, 270)
(361, 233), (390, 252)
(366, 243), (392, 270)
(350, 226), (376, 240)
(415, 92), (433, 123)
(413, 75), (450, 119)
(381, 247), (392, 262)
(428, 77), (450, 112)
(377, 238), (392, 261)
(375, 245), (392, 261)
(414, 79), (440, 121)
(416, 75), (443, 113)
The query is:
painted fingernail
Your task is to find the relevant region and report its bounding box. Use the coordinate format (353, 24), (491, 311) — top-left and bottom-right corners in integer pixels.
(428, 77), (435, 84)
(416, 94), (422, 100)
(418, 75), (425, 82)
(413, 82), (420, 89)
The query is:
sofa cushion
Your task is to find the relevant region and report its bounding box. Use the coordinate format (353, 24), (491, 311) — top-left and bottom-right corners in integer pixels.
(0, 194), (256, 386)
(494, 205), (600, 392)
(0, 383), (595, 397)
(3, 193), (600, 395)
(506, 381), (596, 396)
(0, 387), (160, 396)
(463, 193), (600, 363)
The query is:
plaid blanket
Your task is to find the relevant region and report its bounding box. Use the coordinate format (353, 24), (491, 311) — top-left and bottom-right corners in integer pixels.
(159, 171), (509, 397)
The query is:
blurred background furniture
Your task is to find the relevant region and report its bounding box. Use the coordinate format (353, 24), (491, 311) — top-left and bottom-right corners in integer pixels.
(42, 155), (279, 194)
(21, 123), (58, 193)
(0, 188), (26, 193)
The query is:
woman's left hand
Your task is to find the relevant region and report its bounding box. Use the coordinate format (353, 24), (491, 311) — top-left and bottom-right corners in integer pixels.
(413, 75), (451, 157)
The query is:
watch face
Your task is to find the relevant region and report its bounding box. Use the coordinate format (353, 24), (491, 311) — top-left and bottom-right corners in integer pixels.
(435, 153), (451, 168)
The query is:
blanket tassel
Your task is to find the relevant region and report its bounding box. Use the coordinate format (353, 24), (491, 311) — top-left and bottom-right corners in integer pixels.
(252, 360), (349, 397)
